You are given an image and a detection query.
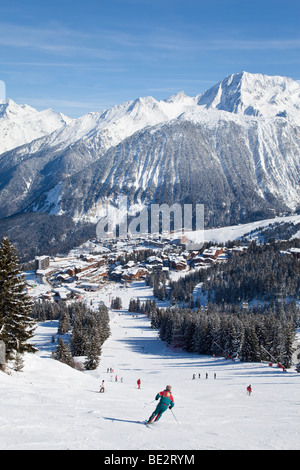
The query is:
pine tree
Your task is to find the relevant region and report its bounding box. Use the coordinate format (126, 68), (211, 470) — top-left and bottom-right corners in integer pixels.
(111, 296), (122, 310)
(13, 351), (25, 372)
(0, 237), (36, 358)
(58, 307), (71, 335)
(54, 337), (73, 366)
(70, 317), (85, 356)
(84, 337), (101, 370)
(238, 322), (260, 362)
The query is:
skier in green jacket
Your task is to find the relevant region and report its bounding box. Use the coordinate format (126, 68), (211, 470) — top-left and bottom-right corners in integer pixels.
(147, 385), (174, 423)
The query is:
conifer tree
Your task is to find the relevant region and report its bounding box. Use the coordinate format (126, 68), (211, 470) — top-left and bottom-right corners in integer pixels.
(70, 317), (85, 356)
(54, 337), (73, 366)
(84, 337), (101, 370)
(111, 296), (122, 309)
(13, 351), (25, 372)
(58, 307), (71, 335)
(0, 237), (36, 358)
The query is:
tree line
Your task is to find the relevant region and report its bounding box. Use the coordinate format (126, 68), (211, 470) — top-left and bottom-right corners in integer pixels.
(151, 302), (298, 368)
(32, 300), (110, 370)
(202, 241), (300, 304)
(165, 240), (300, 305)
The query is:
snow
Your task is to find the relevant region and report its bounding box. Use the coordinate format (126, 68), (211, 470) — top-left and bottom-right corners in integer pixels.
(197, 71), (300, 123)
(30, 93), (199, 156)
(4, 71), (299, 165)
(186, 214), (300, 245)
(34, 71), (300, 160)
(0, 279), (299, 450)
(0, 98), (72, 155)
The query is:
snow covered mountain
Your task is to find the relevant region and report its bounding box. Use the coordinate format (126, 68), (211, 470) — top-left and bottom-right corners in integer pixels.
(0, 99), (72, 155)
(197, 71), (300, 120)
(0, 92), (199, 219)
(2, 71), (299, 159)
(55, 108), (300, 225)
(2, 92), (199, 158)
(1, 71), (300, 248)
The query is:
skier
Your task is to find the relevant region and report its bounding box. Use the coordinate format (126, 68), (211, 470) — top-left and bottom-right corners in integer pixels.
(137, 378), (141, 389)
(247, 385), (252, 395)
(99, 380), (105, 393)
(147, 385), (174, 424)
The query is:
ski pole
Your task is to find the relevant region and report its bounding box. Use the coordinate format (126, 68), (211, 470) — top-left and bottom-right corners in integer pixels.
(144, 400), (155, 407)
(170, 408), (179, 423)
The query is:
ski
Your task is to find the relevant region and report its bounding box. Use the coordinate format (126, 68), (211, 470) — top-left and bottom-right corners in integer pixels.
(143, 420), (154, 427)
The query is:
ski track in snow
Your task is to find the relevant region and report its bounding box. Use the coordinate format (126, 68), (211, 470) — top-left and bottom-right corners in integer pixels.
(0, 280), (299, 450)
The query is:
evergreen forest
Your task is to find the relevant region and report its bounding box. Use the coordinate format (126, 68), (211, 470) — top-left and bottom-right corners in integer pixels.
(129, 240), (300, 369)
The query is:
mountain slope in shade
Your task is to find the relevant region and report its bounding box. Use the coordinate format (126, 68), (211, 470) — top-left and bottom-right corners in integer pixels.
(54, 109), (300, 226)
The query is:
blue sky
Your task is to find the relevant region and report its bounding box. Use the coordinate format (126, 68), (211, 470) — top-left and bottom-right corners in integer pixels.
(0, 0), (299, 117)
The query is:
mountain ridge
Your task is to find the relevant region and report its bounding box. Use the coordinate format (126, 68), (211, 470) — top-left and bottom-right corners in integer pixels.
(1, 71), (300, 257)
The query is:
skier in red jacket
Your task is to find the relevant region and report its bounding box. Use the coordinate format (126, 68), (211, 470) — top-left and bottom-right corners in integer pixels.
(147, 385), (174, 423)
(137, 378), (141, 389)
(247, 385), (252, 395)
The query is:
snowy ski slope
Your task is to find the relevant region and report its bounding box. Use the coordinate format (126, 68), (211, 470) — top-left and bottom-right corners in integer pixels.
(0, 280), (299, 450)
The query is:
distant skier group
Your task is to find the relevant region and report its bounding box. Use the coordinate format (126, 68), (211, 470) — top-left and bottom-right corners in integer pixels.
(192, 372), (216, 379)
(99, 368), (141, 393)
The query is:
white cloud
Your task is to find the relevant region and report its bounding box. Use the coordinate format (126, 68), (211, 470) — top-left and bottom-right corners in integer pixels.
(0, 80), (6, 101)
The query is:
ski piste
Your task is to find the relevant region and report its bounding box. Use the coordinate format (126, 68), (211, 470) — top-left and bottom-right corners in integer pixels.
(3, 279), (298, 450)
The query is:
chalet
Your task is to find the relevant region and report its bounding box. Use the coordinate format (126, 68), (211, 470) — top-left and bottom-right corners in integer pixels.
(191, 255), (214, 267)
(53, 287), (71, 301)
(191, 255), (207, 267)
(123, 260), (136, 269)
(97, 267), (109, 277)
(121, 267), (149, 281)
(66, 267), (76, 277)
(170, 237), (187, 248)
(75, 262), (99, 274)
(169, 255), (187, 270)
(146, 256), (163, 266)
(202, 247), (223, 260)
(110, 265), (123, 280)
(56, 273), (73, 283)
